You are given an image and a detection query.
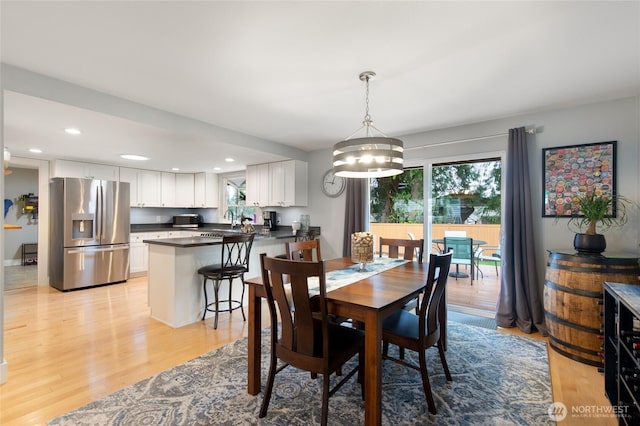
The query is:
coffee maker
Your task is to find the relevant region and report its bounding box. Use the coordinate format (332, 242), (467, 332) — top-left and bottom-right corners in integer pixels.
(263, 210), (277, 231)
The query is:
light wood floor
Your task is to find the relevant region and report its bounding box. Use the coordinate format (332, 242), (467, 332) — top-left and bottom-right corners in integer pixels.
(446, 263), (501, 312)
(1, 275), (614, 426)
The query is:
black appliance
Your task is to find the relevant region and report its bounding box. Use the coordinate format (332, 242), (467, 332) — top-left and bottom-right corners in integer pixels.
(263, 210), (277, 231)
(173, 214), (202, 228)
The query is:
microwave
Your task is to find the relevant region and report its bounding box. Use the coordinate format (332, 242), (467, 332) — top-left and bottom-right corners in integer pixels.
(172, 214), (201, 228)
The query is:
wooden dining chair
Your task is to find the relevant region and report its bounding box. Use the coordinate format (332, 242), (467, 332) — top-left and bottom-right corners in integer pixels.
(294, 229), (317, 241)
(382, 251), (453, 415)
(379, 237), (424, 263)
(198, 233), (254, 329)
(285, 239), (322, 261)
(379, 237), (425, 316)
(258, 254), (364, 426)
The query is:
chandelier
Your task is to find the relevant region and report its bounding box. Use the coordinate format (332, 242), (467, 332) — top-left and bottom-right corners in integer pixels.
(332, 71), (404, 178)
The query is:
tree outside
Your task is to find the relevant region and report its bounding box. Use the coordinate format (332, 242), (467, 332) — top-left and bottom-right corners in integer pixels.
(370, 168), (423, 223)
(432, 160), (501, 224)
(370, 160), (501, 224)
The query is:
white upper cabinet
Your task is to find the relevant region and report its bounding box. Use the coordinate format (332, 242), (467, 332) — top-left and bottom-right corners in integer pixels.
(118, 167), (139, 205)
(248, 160), (307, 207)
(268, 162), (286, 206)
(194, 172), (219, 208)
(246, 163), (270, 207)
(174, 173), (195, 207)
(119, 167), (161, 207)
(161, 172), (176, 207)
(51, 160), (119, 181)
(276, 160), (308, 207)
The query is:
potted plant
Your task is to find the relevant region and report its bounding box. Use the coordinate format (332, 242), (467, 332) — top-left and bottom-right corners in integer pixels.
(567, 191), (631, 254)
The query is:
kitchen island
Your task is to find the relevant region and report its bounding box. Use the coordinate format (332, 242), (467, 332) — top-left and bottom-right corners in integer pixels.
(144, 233), (294, 328)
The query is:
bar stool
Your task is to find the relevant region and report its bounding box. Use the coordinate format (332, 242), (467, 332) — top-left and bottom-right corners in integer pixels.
(199, 233), (255, 329)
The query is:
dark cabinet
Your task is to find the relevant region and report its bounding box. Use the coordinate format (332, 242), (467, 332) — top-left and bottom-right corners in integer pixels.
(22, 243), (37, 265)
(604, 282), (640, 424)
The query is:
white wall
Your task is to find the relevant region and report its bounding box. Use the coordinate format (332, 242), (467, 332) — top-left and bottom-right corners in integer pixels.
(130, 207), (219, 225)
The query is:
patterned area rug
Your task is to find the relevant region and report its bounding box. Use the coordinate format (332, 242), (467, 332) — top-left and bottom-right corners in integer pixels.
(49, 322), (552, 425)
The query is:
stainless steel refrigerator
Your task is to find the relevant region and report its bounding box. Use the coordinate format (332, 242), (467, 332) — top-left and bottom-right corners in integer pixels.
(49, 178), (130, 290)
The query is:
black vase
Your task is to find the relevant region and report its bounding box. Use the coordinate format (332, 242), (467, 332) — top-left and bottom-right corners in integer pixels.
(573, 233), (606, 254)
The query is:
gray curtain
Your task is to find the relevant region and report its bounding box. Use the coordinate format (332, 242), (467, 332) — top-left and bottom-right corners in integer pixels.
(342, 178), (368, 257)
(495, 127), (547, 335)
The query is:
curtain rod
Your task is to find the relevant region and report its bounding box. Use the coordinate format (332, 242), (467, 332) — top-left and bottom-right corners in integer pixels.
(405, 128), (537, 151)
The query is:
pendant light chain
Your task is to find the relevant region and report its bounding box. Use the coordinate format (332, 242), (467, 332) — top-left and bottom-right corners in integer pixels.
(363, 74), (372, 137)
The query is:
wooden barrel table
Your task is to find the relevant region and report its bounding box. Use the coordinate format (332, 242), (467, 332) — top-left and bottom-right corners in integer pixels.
(544, 250), (640, 366)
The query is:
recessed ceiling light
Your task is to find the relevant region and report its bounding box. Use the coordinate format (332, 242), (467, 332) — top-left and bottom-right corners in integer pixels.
(120, 154), (149, 161)
(213, 167), (221, 171)
(29, 148), (43, 153)
(224, 158), (234, 162)
(64, 128), (81, 135)
(171, 167), (180, 171)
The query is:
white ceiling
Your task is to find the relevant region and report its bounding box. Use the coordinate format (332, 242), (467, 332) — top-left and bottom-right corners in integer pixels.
(2, 1), (639, 173)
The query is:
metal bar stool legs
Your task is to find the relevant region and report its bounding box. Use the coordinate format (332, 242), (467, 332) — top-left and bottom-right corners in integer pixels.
(202, 275), (246, 329)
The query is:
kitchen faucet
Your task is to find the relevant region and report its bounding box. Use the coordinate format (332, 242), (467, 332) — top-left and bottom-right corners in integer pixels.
(224, 209), (237, 228)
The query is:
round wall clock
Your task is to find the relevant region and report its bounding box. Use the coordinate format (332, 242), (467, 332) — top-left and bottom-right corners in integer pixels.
(321, 169), (346, 197)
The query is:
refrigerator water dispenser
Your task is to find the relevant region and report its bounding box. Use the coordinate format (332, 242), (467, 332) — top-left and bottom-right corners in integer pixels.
(71, 213), (94, 239)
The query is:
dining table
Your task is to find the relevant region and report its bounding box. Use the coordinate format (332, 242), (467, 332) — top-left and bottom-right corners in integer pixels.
(432, 238), (487, 250)
(244, 256), (436, 425)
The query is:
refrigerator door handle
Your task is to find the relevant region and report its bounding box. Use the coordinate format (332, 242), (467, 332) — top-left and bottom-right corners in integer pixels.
(67, 244), (130, 254)
(95, 185), (102, 241)
(100, 184), (106, 241)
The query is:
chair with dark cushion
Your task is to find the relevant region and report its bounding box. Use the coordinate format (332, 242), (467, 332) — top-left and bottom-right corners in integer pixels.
(258, 254), (365, 426)
(382, 250), (453, 414)
(285, 239), (322, 262)
(198, 233), (254, 329)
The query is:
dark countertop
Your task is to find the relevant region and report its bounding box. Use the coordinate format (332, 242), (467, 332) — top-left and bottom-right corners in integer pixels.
(145, 232), (296, 247)
(605, 282), (640, 318)
(144, 236), (224, 247)
(132, 223), (320, 240)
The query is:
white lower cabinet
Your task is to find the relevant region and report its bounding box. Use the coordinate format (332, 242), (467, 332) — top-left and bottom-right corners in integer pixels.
(130, 233), (150, 275)
(130, 238), (149, 275)
(129, 231), (174, 275)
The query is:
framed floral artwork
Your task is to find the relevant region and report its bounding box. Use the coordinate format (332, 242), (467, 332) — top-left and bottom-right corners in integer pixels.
(542, 141), (616, 217)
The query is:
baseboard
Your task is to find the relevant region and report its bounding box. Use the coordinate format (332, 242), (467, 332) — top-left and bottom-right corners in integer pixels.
(448, 304), (495, 319)
(0, 358), (7, 384)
